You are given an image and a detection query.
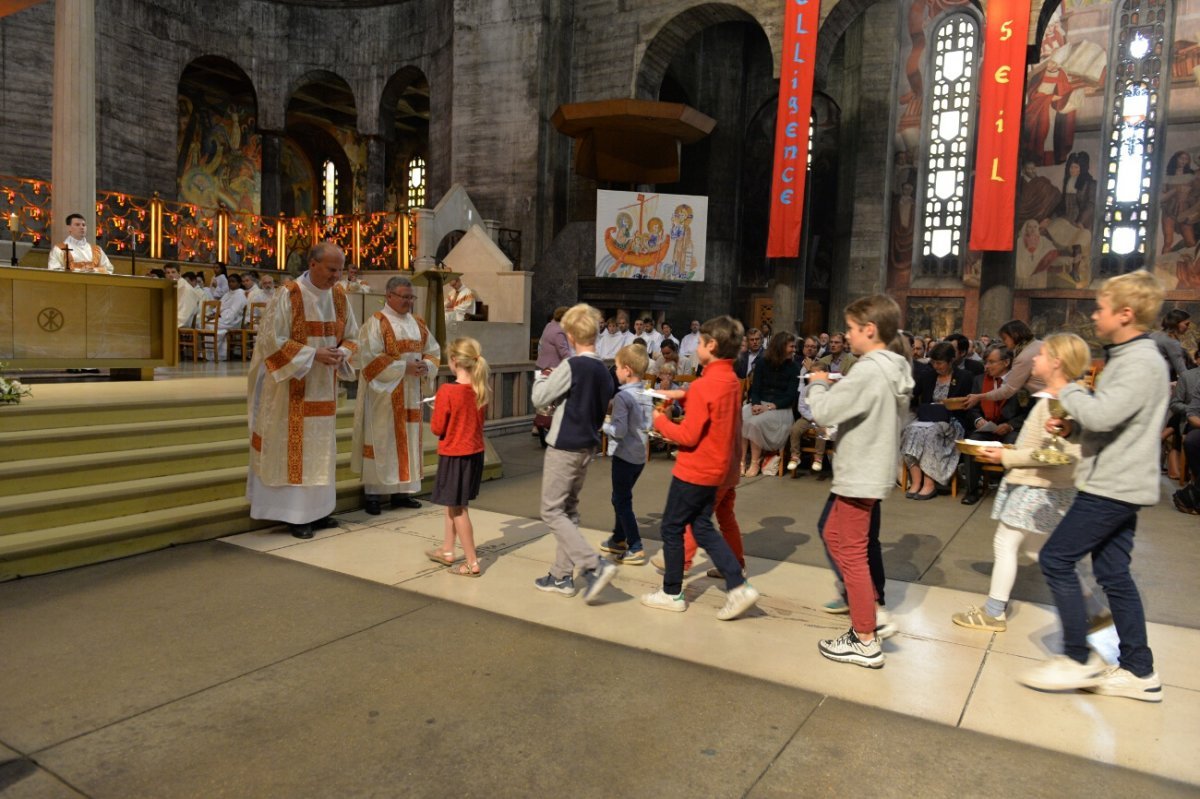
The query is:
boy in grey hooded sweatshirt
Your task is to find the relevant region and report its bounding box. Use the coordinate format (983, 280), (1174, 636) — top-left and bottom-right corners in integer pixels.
(807, 295), (914, 668)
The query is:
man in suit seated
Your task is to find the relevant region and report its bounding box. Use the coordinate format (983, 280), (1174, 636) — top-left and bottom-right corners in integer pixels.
(960, 344), (1030, 505)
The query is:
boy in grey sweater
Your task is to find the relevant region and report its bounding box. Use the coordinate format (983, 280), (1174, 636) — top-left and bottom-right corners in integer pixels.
(807, 295), (914, 668)
(1020, 271), (1168, 702)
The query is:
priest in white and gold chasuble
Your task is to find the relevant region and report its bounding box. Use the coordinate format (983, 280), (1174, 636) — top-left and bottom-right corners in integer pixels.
(246, 243), (359, 527)
(352, 276), (441, 500)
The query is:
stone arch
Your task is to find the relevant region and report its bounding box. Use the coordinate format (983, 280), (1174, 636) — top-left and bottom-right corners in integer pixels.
(814, 0), (889, 91)
(284, 70), (359, 130)
(379, 65), (431, 211)
(634, 3), (771, 99)
(285, 71), (361, 215)
(176, 55), (261, 213)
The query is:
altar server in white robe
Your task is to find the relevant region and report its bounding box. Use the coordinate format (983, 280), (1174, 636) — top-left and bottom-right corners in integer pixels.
(47, 213), (114, 274)
(165, 264), (200, 328)
(444, 275), (476, 323)
(352, 276), (441, 514)
(215, 279), (248, 361)
(247, 242), (359, 538)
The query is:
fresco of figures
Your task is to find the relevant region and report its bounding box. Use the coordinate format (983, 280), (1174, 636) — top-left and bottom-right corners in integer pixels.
(594, 189), (708, 281)
(1015, 0), (1200, 292)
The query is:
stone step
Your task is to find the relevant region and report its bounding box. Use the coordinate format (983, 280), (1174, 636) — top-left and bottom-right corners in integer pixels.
(0, 431), (354, 497)
(0, 408), (355, 459)
(0, 394), (248, 433)
(0, 479), (371, 582)
(0, 458), (359, 535)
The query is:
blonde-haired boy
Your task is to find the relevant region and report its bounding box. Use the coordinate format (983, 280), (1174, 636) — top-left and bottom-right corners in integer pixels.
(1021, 270), (1167, 701)
(531, 303), (617, 602)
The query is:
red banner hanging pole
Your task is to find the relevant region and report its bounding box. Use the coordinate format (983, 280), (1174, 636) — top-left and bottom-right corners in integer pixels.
(766, 0), (821, 259)
(968, 0), (1033, 250)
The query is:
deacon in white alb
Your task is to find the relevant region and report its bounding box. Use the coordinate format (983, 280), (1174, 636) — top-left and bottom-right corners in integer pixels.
(246, 242), (359, 538)
(165, 264), (200, 328)
(352, 276), (441, 514)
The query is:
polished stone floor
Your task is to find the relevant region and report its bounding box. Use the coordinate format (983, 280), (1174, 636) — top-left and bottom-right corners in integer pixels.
(1, 431), (1196, 797)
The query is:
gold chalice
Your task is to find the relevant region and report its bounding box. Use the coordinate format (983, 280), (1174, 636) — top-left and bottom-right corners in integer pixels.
(1032, 398), (1072, 465)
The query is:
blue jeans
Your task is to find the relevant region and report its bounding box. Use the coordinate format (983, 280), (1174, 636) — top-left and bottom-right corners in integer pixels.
(610, 456), (645, 551)
(659, 477), (746, 596)
(817, 493), (886, 606)
(1039, 492), (1153, 676)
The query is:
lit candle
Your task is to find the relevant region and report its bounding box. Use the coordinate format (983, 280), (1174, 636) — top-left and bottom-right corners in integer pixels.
(8, 213), (17, 234)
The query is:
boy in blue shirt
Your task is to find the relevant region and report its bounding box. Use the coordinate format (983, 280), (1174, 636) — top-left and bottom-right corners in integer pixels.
(600, 344), (655, 565)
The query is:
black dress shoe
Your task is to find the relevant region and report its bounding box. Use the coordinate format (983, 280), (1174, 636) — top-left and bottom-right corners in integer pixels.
(390, 495), (421, 509)
(364, 497), (382, 515)
(313, 516), (338, 529)
(289, 523), (314, 539)
(961, 492), (982, 506)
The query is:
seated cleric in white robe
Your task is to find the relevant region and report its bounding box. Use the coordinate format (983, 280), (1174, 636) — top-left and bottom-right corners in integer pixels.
(47, 213), (114, 274)
(246, 242), (359, 538)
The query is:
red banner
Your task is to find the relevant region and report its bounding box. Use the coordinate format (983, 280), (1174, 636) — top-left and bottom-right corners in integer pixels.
(766, 0), (821, 259)
(968, 0), (1032, 250)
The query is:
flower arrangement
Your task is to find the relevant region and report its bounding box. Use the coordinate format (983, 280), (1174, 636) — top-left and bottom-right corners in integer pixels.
(0, 363), (32, 405)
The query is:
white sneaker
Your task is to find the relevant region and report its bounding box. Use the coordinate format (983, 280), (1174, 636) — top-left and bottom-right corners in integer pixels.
(581, 560), (618, 605)
(875, 606), (897, 639)
(1019, 651), (1107, 691)
(786, 458), (801, 472)
(1083, 665), (1163, 702)
(818, 628), (884, 668)
(641, 589), (687, 612)
(716, 583), (760, 621)
(811, 458), (823, 472)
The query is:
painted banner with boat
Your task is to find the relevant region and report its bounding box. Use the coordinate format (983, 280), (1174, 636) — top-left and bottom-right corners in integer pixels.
(594, 189), (707, 281)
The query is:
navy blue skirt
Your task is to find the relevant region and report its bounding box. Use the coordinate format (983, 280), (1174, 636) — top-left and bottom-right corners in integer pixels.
(431, 451), (485, 507)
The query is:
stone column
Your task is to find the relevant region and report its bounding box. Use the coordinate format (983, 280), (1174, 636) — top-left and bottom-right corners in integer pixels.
(364, 136), (386, 213)
(50, 0), (96, 236)
(259, 130), (284, 217)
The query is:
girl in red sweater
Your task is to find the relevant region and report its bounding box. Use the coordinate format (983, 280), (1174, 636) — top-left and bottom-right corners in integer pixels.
(429, 337), (490, 576)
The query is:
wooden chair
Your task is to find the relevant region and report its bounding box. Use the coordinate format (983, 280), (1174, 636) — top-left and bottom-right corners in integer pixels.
(229, 302), (266, 362)
(777, 427), (830, 479)
(187, 300), (220, 362)
(178, 326), (198, 362)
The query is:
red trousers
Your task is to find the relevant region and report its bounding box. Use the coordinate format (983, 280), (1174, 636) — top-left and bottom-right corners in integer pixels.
(683, 488), (744, 569)
(822, 495), (879, 634)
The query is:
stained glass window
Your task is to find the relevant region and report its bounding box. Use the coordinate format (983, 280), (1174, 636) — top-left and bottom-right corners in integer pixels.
(1098, 0), (1167, 276)
(322, 160), (337, 218)
(918, 14), (980, 278)
(407, 156), (427, 208)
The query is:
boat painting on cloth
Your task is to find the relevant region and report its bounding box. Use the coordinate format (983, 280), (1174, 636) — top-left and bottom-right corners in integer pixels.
(595, 189), (708, 281)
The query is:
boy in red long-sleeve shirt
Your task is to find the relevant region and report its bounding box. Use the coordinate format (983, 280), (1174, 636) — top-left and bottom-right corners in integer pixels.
(641, 316), (760, 621)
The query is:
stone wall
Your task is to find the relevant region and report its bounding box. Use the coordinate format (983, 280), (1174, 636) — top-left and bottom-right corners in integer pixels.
(0, 1), (55, 182)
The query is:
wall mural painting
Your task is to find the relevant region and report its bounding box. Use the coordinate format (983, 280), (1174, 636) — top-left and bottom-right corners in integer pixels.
(177, 89), (261, 213)
(594, 190), (708, 281)
(889, 0), (982, 289)
(906, 296), (964, 339)
(329, 127), (368, 213)
(1013, 0), (1108, 290)
(1151, 0), (1200, 289)
(1029, 298), (1101, 352)
(280, 138), (315, 218)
